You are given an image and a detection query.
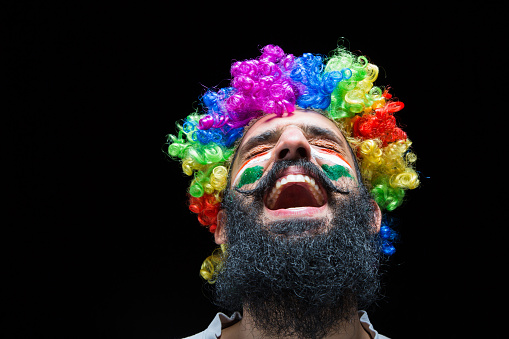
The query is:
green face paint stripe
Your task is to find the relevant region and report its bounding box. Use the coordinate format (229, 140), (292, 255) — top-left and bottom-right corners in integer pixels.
(321, 164), (353, 181)
(236, 166), (264, 188)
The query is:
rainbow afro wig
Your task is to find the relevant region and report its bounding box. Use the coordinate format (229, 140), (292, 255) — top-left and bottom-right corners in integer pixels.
(167, 44), (419, 281)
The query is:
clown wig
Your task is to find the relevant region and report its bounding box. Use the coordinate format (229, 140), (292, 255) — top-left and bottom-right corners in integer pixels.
(167, 44), (419, 282)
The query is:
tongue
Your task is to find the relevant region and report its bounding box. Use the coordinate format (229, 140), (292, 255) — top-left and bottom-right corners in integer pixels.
(272, 184), (320, 210)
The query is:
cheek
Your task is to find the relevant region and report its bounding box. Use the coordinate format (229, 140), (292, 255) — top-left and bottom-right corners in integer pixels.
(311, 148), (356, 181)
(322, 164), (354, 181)
(233, 151), (273, 188)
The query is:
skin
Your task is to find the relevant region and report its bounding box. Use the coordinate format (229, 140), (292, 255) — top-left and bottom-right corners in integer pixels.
(214, 109), (380, 339)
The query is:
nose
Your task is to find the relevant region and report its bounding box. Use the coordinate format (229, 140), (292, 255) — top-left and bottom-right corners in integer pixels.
(273, 126), (312, 161)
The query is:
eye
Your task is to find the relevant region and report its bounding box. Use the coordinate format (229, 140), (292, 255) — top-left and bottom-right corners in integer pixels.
(310, 139), (346, 156)
(244, 145), (273, 160)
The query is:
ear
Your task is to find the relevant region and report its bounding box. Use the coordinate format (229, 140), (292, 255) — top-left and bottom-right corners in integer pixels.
(372, 200), (382, 233)
(214, 209), (227, 245)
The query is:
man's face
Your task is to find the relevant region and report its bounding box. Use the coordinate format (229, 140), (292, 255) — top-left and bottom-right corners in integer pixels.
(214, 110), (382, 338)
(227, 108), (361, 233)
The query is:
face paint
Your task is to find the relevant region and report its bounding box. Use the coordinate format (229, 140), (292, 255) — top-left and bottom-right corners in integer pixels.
(321, 164), (353, 181)
(233, 150), (272, 188)
(311, 148), (355, 181)
(236, 166), (264, 188)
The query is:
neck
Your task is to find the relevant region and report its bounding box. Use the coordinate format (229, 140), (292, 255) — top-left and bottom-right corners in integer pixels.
(220, 307), (372, 339)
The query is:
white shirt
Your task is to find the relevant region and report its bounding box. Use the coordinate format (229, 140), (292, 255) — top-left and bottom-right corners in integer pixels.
(183, 310), (389, 338)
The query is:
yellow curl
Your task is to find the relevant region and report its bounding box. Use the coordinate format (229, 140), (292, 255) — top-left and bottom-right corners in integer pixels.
(199, 244), (227, 284)
(356, 79), (373, 93)
(371, 98), (386, 110)
(406, 152), (417, 163)
(345, 89), (366, 105)
(210, 165), (228, 191)
(186, 162), (231, 198)
(203, 182), (214, 195)
(182, 157), (206, 176)
(348, 137), (420, 195)
(390, 169), (419, 190)
(359, 139), (383, 165)
(365, 63), (379, 82)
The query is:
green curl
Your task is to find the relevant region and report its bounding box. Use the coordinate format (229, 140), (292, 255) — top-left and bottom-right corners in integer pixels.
(189, 182), (204, 198)
(188, 164), (226, 198)
(325, 47), (374, 119)
(371, 178), (405, 211)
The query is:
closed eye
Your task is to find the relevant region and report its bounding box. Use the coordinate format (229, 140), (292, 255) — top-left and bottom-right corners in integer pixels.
(244, 145), (274, 161)
(309, 139), (347, 157)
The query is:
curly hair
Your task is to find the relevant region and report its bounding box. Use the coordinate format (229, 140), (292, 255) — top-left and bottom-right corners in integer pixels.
(166, 43), (419, 280)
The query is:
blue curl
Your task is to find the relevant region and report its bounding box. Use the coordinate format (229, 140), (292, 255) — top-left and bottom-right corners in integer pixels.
(202, 91), (220, 112)
(196, 129), (222, 145)
(290, 53), (352, 110)
(199, 87), (235, 130)
(225, 127), (244, 147)
(379, 219), (399, 256)
(381, 242), (396, 256)
(202, 87), (234, 113)
(380, 225), (398, 241)
(183, 113), (244, 148)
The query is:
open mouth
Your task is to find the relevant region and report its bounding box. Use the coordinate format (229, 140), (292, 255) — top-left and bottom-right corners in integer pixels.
(265, 173), (326, 210)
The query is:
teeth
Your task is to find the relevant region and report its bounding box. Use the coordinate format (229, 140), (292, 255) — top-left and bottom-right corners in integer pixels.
(266, 174), (324, 209)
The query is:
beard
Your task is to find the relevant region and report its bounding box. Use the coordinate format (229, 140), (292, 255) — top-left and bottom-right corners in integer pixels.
(213, 160), (383, 339)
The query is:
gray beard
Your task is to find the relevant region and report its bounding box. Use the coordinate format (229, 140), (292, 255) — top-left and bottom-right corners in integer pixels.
(213, 185), (383, 339)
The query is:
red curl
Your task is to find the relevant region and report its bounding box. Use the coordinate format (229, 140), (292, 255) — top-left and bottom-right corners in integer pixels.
(352, 101), (407, 147)
(382, 88), (392, 99)
(188, 194), (220, 233)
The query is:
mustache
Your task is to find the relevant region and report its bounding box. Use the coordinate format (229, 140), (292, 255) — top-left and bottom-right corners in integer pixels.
(234, 158), (350, 199)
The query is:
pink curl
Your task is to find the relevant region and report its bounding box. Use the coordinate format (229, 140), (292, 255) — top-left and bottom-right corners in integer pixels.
(225, 45), (298, 126)
(260, 44), (286, 63)
(198, 112), (228, 130)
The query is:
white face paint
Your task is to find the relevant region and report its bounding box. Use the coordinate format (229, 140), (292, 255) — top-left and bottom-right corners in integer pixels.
(233, 150), (273, 187)
(232, 147), (354, 188)
(310, 148), (353, 172)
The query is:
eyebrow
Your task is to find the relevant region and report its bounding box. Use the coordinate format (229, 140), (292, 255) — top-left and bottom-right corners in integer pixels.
(302, 124), (344, 146)
(238, 128), (280, 156)
(238, 123), (345, 157)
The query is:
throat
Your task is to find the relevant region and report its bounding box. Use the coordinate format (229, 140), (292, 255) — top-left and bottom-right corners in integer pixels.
(274, 185), (321, 209)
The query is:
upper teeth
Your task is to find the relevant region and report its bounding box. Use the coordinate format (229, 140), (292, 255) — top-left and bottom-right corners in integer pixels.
(266, 174), (324, 209)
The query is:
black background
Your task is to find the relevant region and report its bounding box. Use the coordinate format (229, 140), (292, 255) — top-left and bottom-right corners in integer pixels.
(5, 3), (498, 338)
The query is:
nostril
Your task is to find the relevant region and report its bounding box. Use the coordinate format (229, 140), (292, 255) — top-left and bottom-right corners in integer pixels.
(278, 147), (309, 160)
(278, 149), (289, 159)
(297, 147), (308, 158)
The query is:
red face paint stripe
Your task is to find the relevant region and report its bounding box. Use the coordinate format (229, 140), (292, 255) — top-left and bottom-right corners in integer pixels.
(237, 151), (270, 174)
(315, 148), (352, 168)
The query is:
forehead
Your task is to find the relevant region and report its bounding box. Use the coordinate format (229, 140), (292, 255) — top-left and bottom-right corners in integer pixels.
(240, 109), (343, 148)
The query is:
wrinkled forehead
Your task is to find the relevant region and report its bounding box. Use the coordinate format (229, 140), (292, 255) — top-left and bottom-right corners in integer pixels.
(244, 110), (340, 143)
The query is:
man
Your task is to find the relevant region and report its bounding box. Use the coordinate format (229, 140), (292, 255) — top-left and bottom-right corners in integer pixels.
(168, 44), (418, 338)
